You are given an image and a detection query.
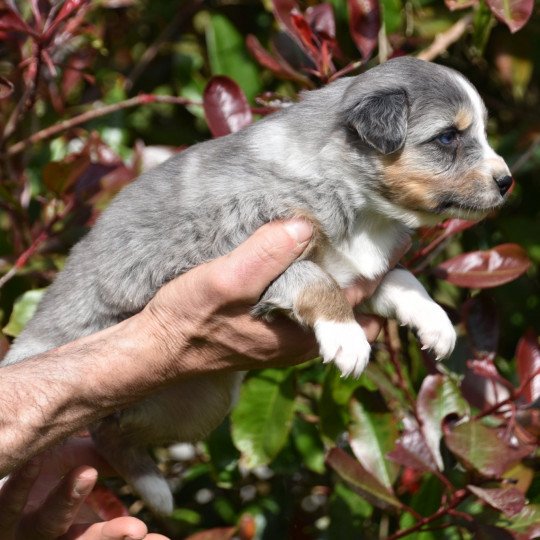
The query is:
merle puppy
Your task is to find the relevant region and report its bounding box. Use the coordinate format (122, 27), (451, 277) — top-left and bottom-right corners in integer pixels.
(3, 57), (512, 514)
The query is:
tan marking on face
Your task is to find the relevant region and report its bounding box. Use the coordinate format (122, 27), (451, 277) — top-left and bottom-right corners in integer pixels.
(295, 281), (353, 325)
(380, 150), (438, 211)
(454, 108), (473, 131)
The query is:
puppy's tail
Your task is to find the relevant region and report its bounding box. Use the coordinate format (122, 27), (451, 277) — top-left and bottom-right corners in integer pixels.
(91, 418), (174, 516)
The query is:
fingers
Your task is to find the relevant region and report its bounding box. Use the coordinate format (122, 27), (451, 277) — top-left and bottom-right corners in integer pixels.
(0, 456), (43, 533)
(205, 220), (313, 302)
(62, 516), (162, 540)
(45, 438), (116, 478)
(21, 466), (97, 539)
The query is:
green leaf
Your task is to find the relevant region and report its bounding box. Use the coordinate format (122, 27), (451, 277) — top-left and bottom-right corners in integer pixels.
(467, 485), (525, 517)
(3, 289), (45, 337)
(205, 14), (261, 101)
(326, 447), (402, 511)
(292, 417), (325, 474)
(417, 374), (469, 470)
(319, 366), (365, 441)
(498, 503), (540, 537)
(443, 420), (534, 477)
(328, 481), (373, 539)
(348, 399), (399, 490)
(380, 0), (403, 34)
(231, 368), (295, 468)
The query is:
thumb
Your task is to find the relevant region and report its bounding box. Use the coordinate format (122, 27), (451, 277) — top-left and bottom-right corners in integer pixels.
(207, 219), (313, 302)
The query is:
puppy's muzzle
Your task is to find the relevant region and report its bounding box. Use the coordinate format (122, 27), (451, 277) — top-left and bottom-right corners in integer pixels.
(494, 174), (513, 197)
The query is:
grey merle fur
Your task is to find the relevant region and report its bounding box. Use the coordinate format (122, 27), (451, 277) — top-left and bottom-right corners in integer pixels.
(3, 57), (509, 515)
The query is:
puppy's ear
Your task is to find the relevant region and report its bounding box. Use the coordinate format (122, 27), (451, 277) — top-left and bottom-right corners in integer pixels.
(347, 90), (408, 154)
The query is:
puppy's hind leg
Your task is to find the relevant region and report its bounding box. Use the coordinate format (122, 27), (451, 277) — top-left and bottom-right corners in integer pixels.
(253, 260), (371, 377)
(91, 416), (174, 516)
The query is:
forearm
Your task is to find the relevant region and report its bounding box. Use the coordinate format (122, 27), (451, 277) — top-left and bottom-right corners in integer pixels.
(0, 314), (190, 476)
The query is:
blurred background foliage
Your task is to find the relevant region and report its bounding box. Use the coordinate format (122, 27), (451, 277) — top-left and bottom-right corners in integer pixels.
(0, 0), (539, 538)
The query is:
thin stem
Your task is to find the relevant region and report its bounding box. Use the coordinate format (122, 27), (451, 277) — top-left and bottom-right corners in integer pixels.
(0, 199), (74, 290)
(387, 489), (468, 540)
(6, 95), (200, 157)
(416, 14), (473, 62)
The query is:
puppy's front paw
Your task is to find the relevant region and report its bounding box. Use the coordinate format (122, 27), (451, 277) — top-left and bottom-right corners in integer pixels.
(314, 320), (371, 378)
(410, 304), (456, 360)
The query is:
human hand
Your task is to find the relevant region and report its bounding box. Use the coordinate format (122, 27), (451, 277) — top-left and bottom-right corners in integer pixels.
(0, 437), (169, 540)
(142, 220), (411, 374)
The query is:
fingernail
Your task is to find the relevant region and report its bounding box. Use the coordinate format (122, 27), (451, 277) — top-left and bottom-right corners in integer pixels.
(73, 469), (97, 497)
(283, 219), (313, 245)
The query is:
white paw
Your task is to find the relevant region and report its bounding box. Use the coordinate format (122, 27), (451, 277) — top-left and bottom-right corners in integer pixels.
(407, 304), (456, 360)
(314, 320), (371, 378)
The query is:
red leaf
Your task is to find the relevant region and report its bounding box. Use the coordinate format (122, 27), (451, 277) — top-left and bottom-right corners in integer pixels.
(271, 0), (300, 38)
(184, 528), (236, 540)
(0, 76), (14, 100)
(305, 3), (336, 40)
(203, 76), (252, 138)
(246, 35), (309, 84)
(462, 294), (500, 359)
(467, 485), (525, 517)
(416, 375), (469, 470)
(43, 0), (89, 41)
(84, 484), (129, 520)
(387, 418), (439, 473)
(326, 447), (402, 510)
(347, 0), (380, 60)
(290, 11), (320, 61)
(443, 419), (534, 477)
(434, 243), (531, 288)
(486, 0), (534, 33)
(0, 8), (36, 35)
(53, 0), (88, 26)
(516, 329), (540, 403)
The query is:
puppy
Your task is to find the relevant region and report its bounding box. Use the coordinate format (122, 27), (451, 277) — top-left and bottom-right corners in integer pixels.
(3, 57), (512, 514)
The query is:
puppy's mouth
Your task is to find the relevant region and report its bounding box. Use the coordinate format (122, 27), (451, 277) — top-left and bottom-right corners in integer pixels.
(433, 197), (503, 219)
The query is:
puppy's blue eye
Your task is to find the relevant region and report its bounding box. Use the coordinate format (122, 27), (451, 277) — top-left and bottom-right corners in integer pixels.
(437, 130), (457, 145)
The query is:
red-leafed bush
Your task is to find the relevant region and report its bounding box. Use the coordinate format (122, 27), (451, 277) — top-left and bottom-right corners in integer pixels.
(0, 0), (539, 537)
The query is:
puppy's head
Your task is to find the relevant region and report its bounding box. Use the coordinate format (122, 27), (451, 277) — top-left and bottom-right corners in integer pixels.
(344, 57), (511, 223)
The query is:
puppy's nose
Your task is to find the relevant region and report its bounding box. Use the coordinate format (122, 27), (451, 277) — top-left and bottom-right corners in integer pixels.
(494, 175), (513, 196)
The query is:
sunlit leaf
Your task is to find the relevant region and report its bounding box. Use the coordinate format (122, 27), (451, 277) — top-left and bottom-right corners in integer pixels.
(467, 485), (525, 516)
(3, 289), (45, 337)
(485, 0), (533, 33)
(305, 3), (336, 39)
(443, 419), (534, 477)
(434, 243), (531, 288)
(326, 447), (402, 511)
(500, 503), (540, 538)
(387, 417), (439, 473)
(348, 399), (399, 489)
(417, 375), (469, 470)
(347, 0), (380, 60)
(231, 369), (295, 468)
(516, 329), (540, 403)
(203, 76), (252, 138)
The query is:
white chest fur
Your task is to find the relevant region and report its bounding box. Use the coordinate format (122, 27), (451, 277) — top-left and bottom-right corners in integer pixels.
(319, 214), (407, 287)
